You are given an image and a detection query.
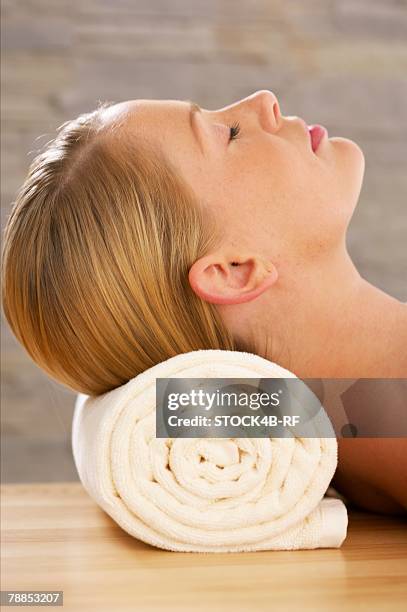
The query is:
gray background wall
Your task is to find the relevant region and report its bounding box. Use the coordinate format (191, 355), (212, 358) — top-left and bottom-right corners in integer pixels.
(1, 0), (406, 483)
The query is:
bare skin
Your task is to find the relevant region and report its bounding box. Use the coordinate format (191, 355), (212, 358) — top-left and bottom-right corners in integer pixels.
(102, 91), (407, 514)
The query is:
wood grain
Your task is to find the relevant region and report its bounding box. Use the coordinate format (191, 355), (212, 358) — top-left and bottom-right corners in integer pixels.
(1, 482), (406, 611)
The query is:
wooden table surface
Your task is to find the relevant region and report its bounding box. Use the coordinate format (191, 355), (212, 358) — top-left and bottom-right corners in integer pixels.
(1, 482), (406, 612)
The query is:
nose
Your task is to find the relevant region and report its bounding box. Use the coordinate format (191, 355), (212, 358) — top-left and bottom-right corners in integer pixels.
(246, 90), (281, 129)
(217, 89), (281, 133)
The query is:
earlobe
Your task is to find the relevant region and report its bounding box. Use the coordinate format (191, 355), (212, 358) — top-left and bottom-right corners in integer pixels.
(188, 254), (278, 305)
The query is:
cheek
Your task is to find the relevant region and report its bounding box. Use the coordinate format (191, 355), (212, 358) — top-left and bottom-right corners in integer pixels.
(199, 139), (365, 257)
(216, 148), (317, 249)
(252, 143), (365, 256)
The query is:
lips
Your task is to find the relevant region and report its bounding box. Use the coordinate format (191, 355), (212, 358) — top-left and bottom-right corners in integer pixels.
(308, 125), (327, 152)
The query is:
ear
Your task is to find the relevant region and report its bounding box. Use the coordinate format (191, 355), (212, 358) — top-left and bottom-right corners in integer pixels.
(188, 253), (278, 305)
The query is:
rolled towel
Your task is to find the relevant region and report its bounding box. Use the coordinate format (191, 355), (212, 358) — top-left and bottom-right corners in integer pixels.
(71, 349), (348, 552)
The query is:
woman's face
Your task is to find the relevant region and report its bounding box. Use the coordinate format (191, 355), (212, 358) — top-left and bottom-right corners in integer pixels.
(106, 89), (365, 262)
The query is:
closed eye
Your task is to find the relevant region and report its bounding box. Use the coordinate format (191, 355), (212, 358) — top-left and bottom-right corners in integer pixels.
(228, 121), (241, 142)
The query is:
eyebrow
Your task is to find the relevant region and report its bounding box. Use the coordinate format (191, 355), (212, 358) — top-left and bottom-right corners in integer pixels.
(187, 100), (204, 154)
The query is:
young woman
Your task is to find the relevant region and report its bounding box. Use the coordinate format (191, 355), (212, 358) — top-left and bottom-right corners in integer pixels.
(2, 90), (406, 514)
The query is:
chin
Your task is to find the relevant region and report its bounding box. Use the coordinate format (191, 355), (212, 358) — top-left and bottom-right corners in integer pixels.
(330, 136), (365, 167)
(331, 136), (365, 201)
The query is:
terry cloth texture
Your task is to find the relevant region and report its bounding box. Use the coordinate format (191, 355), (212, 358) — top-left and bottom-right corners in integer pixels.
(71, 349), (348, 552)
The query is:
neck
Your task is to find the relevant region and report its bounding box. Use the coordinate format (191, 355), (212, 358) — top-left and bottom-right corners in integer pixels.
(260, 243), (407, 378)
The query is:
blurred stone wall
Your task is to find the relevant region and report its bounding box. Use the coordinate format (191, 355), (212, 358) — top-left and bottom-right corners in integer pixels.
(1, 0), (406, 482)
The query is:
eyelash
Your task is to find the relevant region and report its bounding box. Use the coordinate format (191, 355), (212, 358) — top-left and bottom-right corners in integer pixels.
(228, 121), (241, 142)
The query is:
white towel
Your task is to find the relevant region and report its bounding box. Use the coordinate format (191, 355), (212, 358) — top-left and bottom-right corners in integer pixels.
(71, 349), (348, 552)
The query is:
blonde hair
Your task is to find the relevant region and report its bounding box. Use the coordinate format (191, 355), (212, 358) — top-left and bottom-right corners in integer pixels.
(1, 103), (242, 396)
